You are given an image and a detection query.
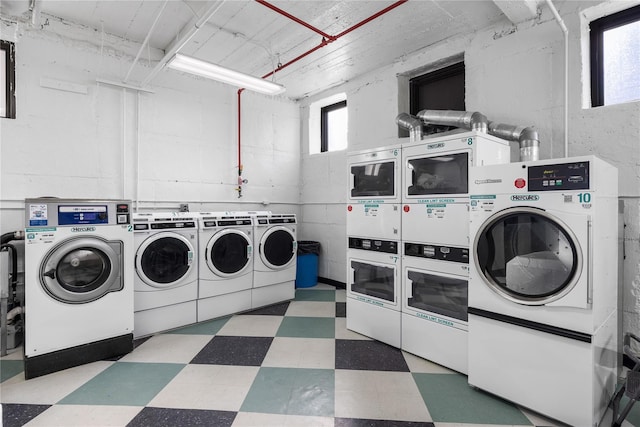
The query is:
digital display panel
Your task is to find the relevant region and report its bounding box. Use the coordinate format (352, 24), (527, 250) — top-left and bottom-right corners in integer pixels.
(528, 161), (590, 191)
(58, 205), (108, 225)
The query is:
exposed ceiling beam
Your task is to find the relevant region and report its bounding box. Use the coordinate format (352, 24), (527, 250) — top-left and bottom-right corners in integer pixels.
(493, 0), (539, 24)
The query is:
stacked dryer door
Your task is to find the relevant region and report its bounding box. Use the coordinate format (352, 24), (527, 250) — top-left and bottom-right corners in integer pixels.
(400, 132), (510, 373)
(24, 199), (134, 379)
(467, 156), (618, 426)
(253, 213), (297, 308)
(346, 144), (402, 347)
(197, 212), (253, 321)
(132, 213), (198, 337)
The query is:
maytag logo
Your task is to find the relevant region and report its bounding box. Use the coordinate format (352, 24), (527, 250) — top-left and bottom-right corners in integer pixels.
(427, 143), (445, 149)
(511, 195), (539, 202)
(71, 227), (96, 232)
(475, 179), (502, 184)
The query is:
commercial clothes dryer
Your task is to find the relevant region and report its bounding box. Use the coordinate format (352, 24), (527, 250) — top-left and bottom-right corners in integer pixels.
(467, 156), (618, 426)
(346, 144), (403, 347)
(252, 213), (297, 308)
(400, 131), (510, 373)
(347, 236), (402, 347)
(197, 212), (253, 321)
(133, 212), (198, 337)
(347, 144), (402, 240)
(24, 198), (133, 379)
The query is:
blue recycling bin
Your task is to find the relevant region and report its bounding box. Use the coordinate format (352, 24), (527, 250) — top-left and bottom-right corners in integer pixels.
(295, 241), (321, 288)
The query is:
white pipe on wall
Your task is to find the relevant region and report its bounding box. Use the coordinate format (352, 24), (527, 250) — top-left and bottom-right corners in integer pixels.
(136, 91), (141, 212)
(122, 88), (126, 199)
(545, 0), (569, 158)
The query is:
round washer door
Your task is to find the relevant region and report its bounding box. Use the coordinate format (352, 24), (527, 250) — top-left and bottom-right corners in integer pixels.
(259, 226), (296, 270)
(136, 232), (195, 288)
(473, 207), (582, 305)
(206, 229), (253, 277)
(40, 236), (123, 304)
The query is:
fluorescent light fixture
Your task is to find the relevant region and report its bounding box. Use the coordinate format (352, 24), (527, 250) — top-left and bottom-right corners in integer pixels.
(167, 53), (285, 95)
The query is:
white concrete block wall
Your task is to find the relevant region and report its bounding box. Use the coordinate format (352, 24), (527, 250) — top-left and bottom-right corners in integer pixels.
(0, 20), (300, 233)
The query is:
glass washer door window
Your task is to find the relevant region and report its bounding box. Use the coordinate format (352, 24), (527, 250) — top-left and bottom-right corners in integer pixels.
(207, 230), (252, 276)
(474, 207), (581, 305)
(40, 237), (123, 303)
(138, 233), (194, 287)
(260, 227), (295, 269)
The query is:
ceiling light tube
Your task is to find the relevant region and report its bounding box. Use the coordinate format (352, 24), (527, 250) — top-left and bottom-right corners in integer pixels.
(167, 53), (285, 95)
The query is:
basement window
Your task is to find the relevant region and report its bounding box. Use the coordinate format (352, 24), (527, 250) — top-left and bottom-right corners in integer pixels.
(410, 62), (465, 135)
(1, 40), (16, 119)
(320, 100), (348, 152)
(590, 5), (640, 107)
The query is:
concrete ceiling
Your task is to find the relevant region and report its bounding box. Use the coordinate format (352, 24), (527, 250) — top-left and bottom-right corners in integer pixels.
(1, 0), (544, 99)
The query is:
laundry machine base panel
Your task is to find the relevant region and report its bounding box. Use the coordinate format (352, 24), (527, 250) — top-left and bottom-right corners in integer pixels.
(253, 269), (296, 289)
(198, 275), (253, 299)
(468, 313), (616, 427)
(346, 298), (401, 348)
(251, 281), (294, 309)
(134, 282), (198, 312)
(197, 290), (252, 322)
(134, 301), (197, 338)
(24, 333), (133, 380)
(401, 313), (467, 374)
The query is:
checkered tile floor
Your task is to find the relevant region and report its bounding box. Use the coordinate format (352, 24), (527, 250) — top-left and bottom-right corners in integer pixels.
(1, 284), (635, 426)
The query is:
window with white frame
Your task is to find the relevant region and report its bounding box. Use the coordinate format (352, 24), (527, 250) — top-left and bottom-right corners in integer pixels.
(309, 93), (348, 154)
(590, 4), (640, 107)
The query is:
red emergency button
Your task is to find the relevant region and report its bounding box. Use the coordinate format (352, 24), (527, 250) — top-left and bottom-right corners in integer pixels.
(403, 205), (410, 212)
(514, 178), (526, 189)
(347, 205), (353, 212)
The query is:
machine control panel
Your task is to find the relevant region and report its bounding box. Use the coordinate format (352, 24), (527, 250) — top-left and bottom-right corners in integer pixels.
(528, 161), (590, 191)
(349, 237), (398, 254)
(150, 222), (196, 229)
(404, 242), (469, 264)
(58, 205), (109, 225)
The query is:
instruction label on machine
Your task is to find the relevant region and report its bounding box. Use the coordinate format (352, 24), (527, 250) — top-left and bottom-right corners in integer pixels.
(470, 195), (496, 212)
(28, 204), (49, 226)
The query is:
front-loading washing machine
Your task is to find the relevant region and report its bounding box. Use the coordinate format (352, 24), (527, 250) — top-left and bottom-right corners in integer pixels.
(24, 198), (134, 379)
(197, 212), (253, 321)
(252, 213), (297, 309)
(400, 131), (510, 373)
(467, 156), (618, 426)
(132, 212), (198, 337)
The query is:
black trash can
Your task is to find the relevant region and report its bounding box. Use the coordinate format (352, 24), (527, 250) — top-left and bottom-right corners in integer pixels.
(295, 241), (321, 288)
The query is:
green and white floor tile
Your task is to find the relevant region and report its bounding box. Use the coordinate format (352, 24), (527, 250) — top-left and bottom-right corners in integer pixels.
(1, 283), (636, 426)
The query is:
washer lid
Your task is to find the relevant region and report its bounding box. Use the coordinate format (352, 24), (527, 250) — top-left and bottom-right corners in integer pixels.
(473, 207), (584, 306)
(259, 226), (296, 270)
(206, 229), (252, 277)
(40, 236), (123, 303)
(136, 232), (195, 288)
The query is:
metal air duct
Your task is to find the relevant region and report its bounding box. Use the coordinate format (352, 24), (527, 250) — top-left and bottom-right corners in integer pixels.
(395, 112), (423, 142)
(396, 109), (540, 161)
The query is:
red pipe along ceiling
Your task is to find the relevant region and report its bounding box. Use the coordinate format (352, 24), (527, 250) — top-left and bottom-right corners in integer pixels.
(236, 0), (408, 198)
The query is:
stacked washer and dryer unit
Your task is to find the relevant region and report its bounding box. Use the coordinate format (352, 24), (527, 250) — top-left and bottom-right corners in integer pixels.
(468, 156), (619, 426)
(400, 131), (510, 374)
(24, 198), (134, 379)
